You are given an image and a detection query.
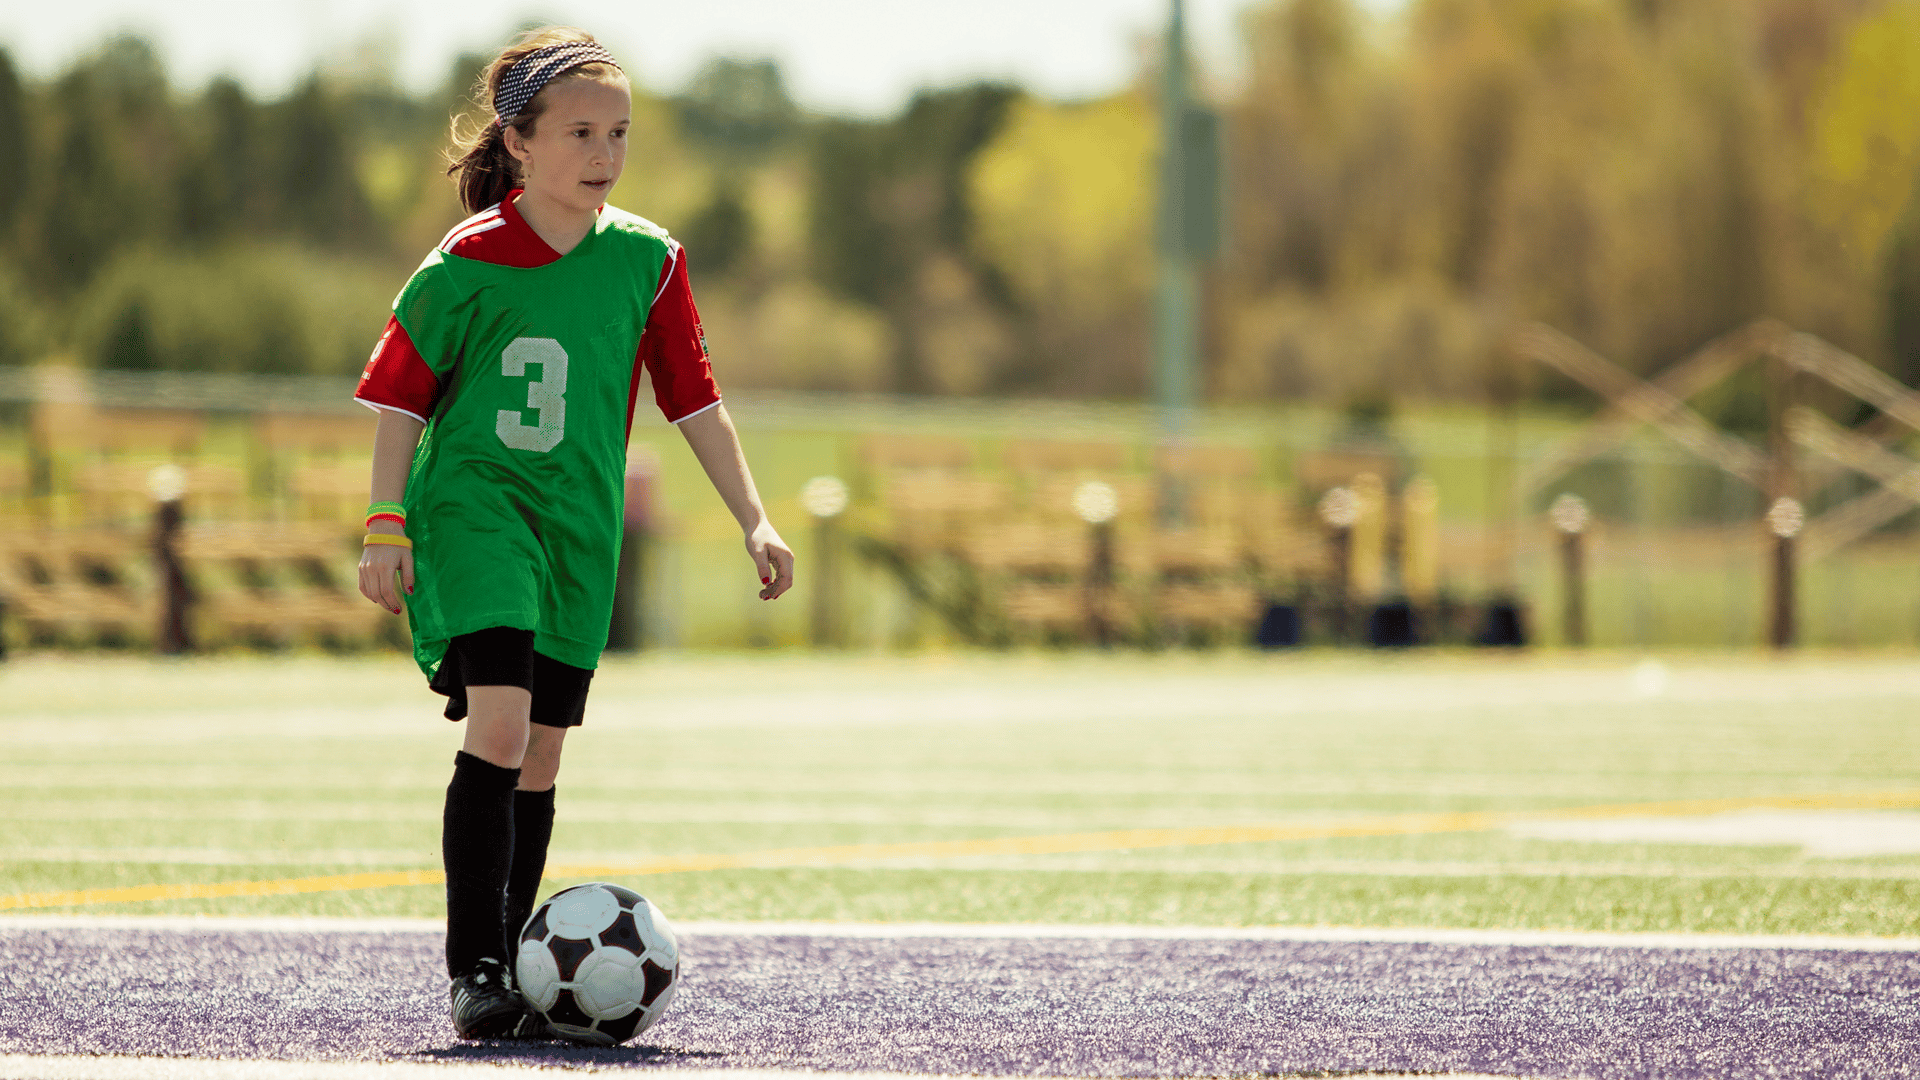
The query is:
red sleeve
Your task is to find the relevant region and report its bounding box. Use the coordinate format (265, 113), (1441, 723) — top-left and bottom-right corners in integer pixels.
(628, 244), (722, 438)
(355, 316), (441, 424)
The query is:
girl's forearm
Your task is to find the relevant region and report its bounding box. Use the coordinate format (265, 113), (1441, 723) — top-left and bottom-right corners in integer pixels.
(677, 404), (768, 533)
(369, 409), (426, 529)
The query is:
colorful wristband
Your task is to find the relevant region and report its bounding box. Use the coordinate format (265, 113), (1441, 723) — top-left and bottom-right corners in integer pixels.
(365, 512), (407, 528)
(363, 533), (414, 549)
(366, 501), (407, 520)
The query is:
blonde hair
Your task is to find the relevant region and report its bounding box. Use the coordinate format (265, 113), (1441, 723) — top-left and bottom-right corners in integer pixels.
(445, 27), (628, 214)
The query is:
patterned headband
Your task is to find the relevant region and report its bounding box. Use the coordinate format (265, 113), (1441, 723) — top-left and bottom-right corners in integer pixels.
(493, 41), (623, 126)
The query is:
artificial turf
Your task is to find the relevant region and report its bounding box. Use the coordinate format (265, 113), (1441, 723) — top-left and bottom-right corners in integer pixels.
(4, 650), (1919, 935)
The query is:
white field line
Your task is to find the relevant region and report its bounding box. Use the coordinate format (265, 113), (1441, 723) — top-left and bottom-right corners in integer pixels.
(0, 915), (445, 933)
(3, 914), (1917, 953)
(0, 848), (438, 867)
(0, 1060), (1524, 1080)
(0, 1058), (535, 1079)
(1509, 808), (1920, 858)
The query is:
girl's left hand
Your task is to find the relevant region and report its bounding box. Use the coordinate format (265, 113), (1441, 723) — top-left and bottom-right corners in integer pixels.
(747, 522), (794, 600)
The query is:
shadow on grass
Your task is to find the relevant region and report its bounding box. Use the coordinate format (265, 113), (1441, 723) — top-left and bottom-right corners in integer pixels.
(412, 1040), (728, 1067)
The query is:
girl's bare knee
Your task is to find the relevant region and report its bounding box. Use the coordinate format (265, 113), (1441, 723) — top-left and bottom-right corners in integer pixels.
(520, 726), (567, 790)
(463, 725), (527, 769)
(463, 686), (533, 768)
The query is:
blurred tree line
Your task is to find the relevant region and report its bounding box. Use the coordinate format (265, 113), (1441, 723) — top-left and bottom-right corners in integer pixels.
(0, 35), (461, 377)
(1, 0), (1917, 414)
(1212, 0), (1920, 421)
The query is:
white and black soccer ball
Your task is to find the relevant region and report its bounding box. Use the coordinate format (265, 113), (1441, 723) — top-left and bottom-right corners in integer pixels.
(514, 882), (680, 1045)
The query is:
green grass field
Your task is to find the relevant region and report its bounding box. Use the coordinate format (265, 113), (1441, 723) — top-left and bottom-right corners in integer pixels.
(4, 650), (1920, 936)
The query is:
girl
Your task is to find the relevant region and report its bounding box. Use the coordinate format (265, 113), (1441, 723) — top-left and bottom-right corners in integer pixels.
(353, 27), (793, 1039)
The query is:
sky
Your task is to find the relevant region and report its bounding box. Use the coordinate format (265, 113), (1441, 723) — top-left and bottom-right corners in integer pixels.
(0, 0), (1406, 116)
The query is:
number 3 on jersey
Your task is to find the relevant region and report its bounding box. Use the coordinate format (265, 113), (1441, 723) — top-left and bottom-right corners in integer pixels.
(496, 337), (568, 453)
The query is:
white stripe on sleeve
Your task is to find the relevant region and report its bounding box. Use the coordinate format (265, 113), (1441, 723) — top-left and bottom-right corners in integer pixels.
(650, 242), (682, 310)
(355, 398), (431, 426)
(668, 398), (722, 425)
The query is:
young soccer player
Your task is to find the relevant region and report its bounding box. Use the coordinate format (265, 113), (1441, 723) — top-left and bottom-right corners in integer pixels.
(352, 27), (793, 1039)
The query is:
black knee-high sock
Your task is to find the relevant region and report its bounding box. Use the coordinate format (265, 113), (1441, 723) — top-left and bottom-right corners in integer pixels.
(442, 751), (520, 978)
(503, 786), (557, 959)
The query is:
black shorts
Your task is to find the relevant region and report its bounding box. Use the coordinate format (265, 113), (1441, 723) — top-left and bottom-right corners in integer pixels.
(429, 626), (594, 728)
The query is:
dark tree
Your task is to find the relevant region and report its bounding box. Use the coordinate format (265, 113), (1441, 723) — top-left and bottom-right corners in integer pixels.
(676, 58), (799, 158)
(31, 39), (175, 288)
(1445, 68), (1518, 290)
(808, 119), (896, 307)
(1884, 172), (1920, 388)
(272, 76), (377, 247)
(40, 76), (125, 289)
(103, 299), (159, 370)
(807, 83), (1017, 392)
(176, 77), (259, 242)
(0, 48), (27, 241)
(682, 182), (754, 277)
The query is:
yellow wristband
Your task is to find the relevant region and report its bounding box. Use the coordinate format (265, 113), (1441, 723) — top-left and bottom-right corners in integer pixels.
(364, 533), (414, 549)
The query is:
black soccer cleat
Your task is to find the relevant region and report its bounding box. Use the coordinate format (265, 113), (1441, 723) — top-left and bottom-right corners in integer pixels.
(503, 1008), (556, 1040)
(449, 957), (523, 1039)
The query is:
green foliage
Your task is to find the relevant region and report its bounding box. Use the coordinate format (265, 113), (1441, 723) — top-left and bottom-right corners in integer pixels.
(31, 40), (169, 291)
(1884, 172), (1920, 387)
(806, 84), (1020, 393)
(682, 181), (755, 277)
(1205, 0), (1910, 406)
(675, 58), (800, 158)
(1813, 0), (1920, 386)
(9, 37), (412, 306)
(174, 78), (261, 243)
(72, 244), (396, 375)
(808, 120), (902, 308)
(1808, 0), (1920, 269)
(969, 92), (1157, 394)
(0, 37), (547, 375)
(271, 76), (379, 247)
(2, 7), (1912, 404)
(0, 263), (44, 367)
(0, 48), (26, 241)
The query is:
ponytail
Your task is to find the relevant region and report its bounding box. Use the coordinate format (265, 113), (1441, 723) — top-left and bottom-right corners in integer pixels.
(447, 118), (519, 215)
(444, 26), (627, 216)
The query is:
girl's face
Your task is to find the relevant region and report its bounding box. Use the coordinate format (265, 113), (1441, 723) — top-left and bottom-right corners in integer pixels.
(505, 75), (631, 213)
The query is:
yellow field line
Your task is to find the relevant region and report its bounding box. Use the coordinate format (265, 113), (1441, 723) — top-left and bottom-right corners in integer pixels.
(6, 789), (1919, 912)
(0, 870), (445, 912)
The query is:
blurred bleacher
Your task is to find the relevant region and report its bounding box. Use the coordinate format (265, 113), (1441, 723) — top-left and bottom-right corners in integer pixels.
(0, 365), (1417, 652)
(0, 366), (396, 650)
(10, 358), (1911, 653)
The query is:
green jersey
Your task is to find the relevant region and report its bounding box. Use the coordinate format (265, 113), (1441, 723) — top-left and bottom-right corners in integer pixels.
(382, 200), (676, 676)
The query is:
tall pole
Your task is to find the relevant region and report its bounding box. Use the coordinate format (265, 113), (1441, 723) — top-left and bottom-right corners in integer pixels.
(811, 512), (840, 648)
(148, 465), (194, 655)
(1766, 351), (1799, 649)
(1155, 0), (1198, 527)
(799, 475), (851, 648)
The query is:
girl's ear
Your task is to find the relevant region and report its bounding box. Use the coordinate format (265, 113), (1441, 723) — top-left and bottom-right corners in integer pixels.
(502, 122), (533, 168)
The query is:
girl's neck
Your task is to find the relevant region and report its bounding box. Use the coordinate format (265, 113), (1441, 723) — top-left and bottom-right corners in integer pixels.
(513, 189), (596, 256)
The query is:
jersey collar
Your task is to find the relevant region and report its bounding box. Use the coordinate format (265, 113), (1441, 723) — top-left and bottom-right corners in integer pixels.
(493, 190), (565, 268)
(443, 190), (605, 268)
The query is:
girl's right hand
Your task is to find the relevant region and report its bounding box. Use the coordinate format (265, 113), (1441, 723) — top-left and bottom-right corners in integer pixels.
(357, 530), (415, 615)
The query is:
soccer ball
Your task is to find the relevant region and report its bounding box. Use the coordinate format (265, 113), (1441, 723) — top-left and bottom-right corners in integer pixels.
(514, 882), (680, 1045)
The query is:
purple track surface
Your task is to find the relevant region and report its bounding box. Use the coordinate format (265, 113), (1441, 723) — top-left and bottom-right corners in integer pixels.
(2, 926), (1917, 1078)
